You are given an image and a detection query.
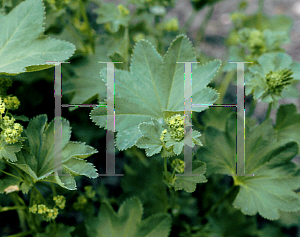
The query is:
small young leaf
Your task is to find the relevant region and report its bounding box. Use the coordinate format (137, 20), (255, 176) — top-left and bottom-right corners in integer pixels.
(172, 161), (207, 193)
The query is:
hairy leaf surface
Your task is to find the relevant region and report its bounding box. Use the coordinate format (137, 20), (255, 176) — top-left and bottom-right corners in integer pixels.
(0, 0), (75, 75)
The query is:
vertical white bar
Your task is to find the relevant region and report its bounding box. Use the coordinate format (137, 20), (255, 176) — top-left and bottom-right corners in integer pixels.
(99, 62), (123, 176)
(176, 62), (199, 177)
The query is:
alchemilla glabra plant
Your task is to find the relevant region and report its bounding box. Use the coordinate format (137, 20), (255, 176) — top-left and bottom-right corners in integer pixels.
(0, 0), (300, 236)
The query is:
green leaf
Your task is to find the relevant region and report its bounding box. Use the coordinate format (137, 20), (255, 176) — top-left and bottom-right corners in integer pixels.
(85, 197), (172, 237)
(198, 113), (300, 220)
(62, 41), (110, 111)
(6, 114), (98, 190)
(135, 119), (164, 157)
(171, 161), (207, 193)
(0, 140), (22, 162)
(275, 104), (300, 154)
(90, 35), (221, 151)
(0, 0), (75, 75)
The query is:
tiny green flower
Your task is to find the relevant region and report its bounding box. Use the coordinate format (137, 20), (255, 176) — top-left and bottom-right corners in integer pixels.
(133, 33), (145, 42)
(160, 129), (167, 142)
(53, 195), (66, 209)
(239, 28), (266, 56)
(164, 18), (179, 32)
(117, 4), (130, 16)
(84, 186), (96, 199)
(166, 114), (185, 141)
(2, 116), (15, 127)
(171, 159), (185, 173)
(265, 69), (293, 95)
(246, 52), (300, 108)
(3, 96), (20, 110)
(0, 97), (5, 114)
(73, 195), (87, 210)
(37, 204), (48, 214)
(29, 204), (38, 214)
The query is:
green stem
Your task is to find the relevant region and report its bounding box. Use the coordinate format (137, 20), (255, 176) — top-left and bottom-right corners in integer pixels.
(33, 186), (49, 206)
(0, 206), (26, 212)
(247, 98), (257, 117)
(51, 183), (57, 196)
(164, 157), (168, 173)
(6, 231), (34, 237)
(216, 71), (235, 104)
(183, 9), (197, 32)
(265, 103), (272, 120)
(200, 185), (235, 221)
(4, 161), (27, 181)
(0, 168), (23, 181)
(195, 6), (214, 43)
(9, 193), (27, 232)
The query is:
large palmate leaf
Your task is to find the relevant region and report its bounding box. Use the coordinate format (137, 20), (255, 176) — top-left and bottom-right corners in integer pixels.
(6, 115), (98, 190)
(0, 0), (75, 75)
(85, 197), (172, 237)
(90, 35), (221, 150)
(197, 113), (300, 220)
(275, 104), (300, 154)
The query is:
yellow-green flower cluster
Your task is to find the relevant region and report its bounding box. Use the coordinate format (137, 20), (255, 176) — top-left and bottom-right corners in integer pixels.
(171, 159), (185, 173)
(84, 186), (96, 199)
(239, 29), (266, 56)
(1, 117), (23, 144)
(29, 204), (59, 222)
(265, 69), (294, 95)
(53, 195), (66, 209)
(0, 98), (5, 118)
(166, 114), (185, 141)
(160, 129), (167, 142)
(117, 4), (130, 16)
(164, 18), (179, 32)
(133, 33), (145, 42)
(73, 195), (88, 210)
(3, 96), (20, 110)
(230, 12), (246, 27)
